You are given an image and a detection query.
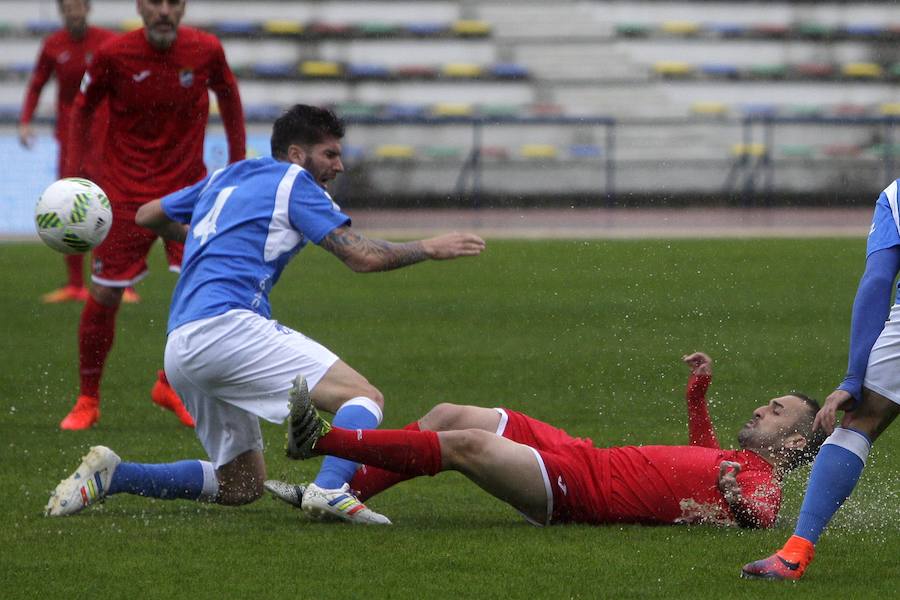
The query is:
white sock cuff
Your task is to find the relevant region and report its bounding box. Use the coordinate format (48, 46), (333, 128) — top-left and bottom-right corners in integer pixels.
(339, 396), (383, 425)
(823, 427), (871, 465)
(198, 460), (219, 502)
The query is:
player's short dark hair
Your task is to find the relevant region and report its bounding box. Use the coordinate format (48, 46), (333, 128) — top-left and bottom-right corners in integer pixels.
(270, 104), (345, 159)
(784, 392), (827, 470)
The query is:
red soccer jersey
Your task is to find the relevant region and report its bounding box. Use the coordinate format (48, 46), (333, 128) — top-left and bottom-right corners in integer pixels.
(65, 26), (245, 204)
(20, 26), (116, 175)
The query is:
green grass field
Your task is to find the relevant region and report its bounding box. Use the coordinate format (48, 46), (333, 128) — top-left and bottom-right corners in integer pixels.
(1, 238), (897, 599)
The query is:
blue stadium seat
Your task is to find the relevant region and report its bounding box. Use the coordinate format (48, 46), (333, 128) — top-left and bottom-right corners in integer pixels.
(243, 104), (285, 122)
(10, 62), (33, 76)
(489, 63), (529, 79)
(843, 24), (882, 38)
(705, 23), (746, 37)
(700, 63), (740, 79)
(346, 63), (392, 79)
(214, 21), (259, 36)
(568, 144), (603, 159)
(383, 103), (428, 119)
(341, 145), (366, 162)
(251, 62), (295, 78)
(26, 20), (58, 35)
(740, 103), (779, 117)
(406, 22), (448, 37)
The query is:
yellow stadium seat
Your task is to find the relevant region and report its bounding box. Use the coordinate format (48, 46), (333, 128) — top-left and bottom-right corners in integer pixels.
(299, 61), (342, 77)
(653, 61), (694, 77)
(451, 20), (491, 36)
(842, 62), (883, 78)
(431, 103), (474, 117)
(442, 63), (483, 78)
(263, 20), (304, 35)
(690, 101), (728, 116)
(661, 21), (701, 36)
(520, 144), (558, 159)
(731, 143), (767, 157)
(880, 103), (900, 115)
(120, 18), (143, 31)
(375, 145), (416, 159)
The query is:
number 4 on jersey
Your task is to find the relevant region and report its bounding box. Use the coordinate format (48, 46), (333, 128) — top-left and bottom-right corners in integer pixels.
(193, 186), (236, 245)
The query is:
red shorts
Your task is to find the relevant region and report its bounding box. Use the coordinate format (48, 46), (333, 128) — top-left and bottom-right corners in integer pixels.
(498, 409), (608, 525)
(91, 202), (183, 287)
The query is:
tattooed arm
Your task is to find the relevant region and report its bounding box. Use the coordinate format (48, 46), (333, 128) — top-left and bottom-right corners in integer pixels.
(319, 226), (485, 272)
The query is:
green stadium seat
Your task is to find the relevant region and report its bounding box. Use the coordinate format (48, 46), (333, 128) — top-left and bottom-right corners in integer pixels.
(615, 23), (651, 37)
(333, 102), (379, 118)
(779, 144), (816, 158)
(479, 103), (522, 118)
(867, 143), (900, 157)
(423, 145), (464, 160)
(786, 104), (825, 117)
(796, 22), (834, 39)
(888, 63), (900, 79)
(747, 64), (788, 79)
(357, 22), (399, 37)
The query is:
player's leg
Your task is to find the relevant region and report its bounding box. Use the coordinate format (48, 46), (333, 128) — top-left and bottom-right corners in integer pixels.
(742, 389), (898, 580)
(308, 360), (385, 491)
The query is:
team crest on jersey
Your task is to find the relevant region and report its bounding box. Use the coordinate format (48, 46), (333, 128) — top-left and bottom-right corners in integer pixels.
(178, 68), (194, 88)
(57, 50), (71, 64)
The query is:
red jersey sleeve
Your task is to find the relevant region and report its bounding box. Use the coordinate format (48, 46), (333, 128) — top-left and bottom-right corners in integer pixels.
(20, 39), (55, 126)
(207, 39), (245, 164)
(63, 47), (111, 177)
(686, 373), (719, 448)
(728, 463), (782, 528)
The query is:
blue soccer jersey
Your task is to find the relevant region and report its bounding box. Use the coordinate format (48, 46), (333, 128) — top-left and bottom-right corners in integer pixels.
(866, 179), (900, 258)
(162, 156), (350, 333)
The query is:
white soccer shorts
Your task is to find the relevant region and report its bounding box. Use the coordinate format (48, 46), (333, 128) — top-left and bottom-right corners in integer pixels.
(164, 309), (339, 468)
(863, 303), (900, 406)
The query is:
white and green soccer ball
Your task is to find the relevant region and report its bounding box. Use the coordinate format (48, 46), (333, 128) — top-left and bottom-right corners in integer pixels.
(35, 178), (112, 254)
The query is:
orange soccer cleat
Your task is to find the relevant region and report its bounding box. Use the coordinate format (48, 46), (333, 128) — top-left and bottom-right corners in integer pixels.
(741, 536), (815, 581)
(121, 287), (141, 304)
(59, 395), (100, 430)
(41, 285), (89, 304)
(151, 370), (195, 427)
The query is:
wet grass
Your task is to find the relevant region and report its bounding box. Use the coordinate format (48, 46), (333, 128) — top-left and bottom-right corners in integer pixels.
(1, 238), (897, 599)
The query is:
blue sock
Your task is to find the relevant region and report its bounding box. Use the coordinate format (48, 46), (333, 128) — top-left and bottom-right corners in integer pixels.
(108, 460), (218, 501)
(314, 397), (383, 489)
(794, 428), (870, 544)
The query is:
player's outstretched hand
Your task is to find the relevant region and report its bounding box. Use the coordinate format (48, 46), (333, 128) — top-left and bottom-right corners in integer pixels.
(717, 460), (742, 502)
(17, 123), (34, 149)
(813, 389), (854, 435)
(682, 352), (712, 376)
(423, 232), (486, 260)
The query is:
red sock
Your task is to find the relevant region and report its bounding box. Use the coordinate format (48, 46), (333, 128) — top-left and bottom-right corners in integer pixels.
(158, 370), (170, 386)
(65, 254), (84, 288)
(78, 296), (118, 398)
(350, 422), (421, 500)
(316, 424), (442, 478)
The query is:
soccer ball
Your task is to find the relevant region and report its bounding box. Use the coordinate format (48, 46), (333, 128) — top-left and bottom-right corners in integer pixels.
(34, 178), (112, 254)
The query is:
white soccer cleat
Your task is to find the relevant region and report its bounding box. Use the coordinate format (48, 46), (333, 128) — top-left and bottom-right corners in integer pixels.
(263, 479), (306, 509)
(45, 446), (121, 517)
(301, 483), (392, 525)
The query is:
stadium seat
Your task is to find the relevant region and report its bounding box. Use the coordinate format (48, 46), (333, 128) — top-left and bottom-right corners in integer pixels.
(394, 65), (439, 79)
(120, 18), (143, 32)
(842, 62), (883, 78)
(700, 64), (740, 79)
(383, 103), (428, 119)
(251, 62), (295, 78)
(9, 62), (33, 77)
(750, 23), (790, 38)
(690, 101), (729, 117)
(341, 145), (366, 162)
(653, 61), (694, 77)
(489, 63), (529, 79)
(442, 63), (484, 78)
(480, 145), (510, 160)
(431, 103), (474, 117)
(796, 23), (834, 39)
(730, 143), (767, 157)
(779, 144), (816, 158)
(843, 24), (882, 38)
(346, 63), (392, 79)
(214, 21), (259, 36)
(568, 144), (603, 159)
(262, 20), (304, 35)
(786, 104), (825, 117)
(879, 103), (900, 116)
(529, 103), (563, 116)
(333, 102), (379, 118)
(243, 104), (284, 122)
(615, 23), (651, 37)
(26, 20), (58, 35)
(520, 144), (559, 159)
(406, 22), (448, 37)
(822, 143), (863, 157)
(423, 145), (464, 160)
(479, 103), (522, 118)
(889, 63), (900, 79)
(833, 103), (871, 116)
(375, 144), (416, 159)
(868, 143), (900, 157)
(794, 63), (836, 79)
(747, 64), (788, 79)
(740, 103), (779, 117)
(299, 61), (343, 78)
(451, 20), (491, 37)
(308, 22), (353, 36)
(705, 23), (746, 38)
(661, 21), (701, 36)
(358, 22), (398, 37)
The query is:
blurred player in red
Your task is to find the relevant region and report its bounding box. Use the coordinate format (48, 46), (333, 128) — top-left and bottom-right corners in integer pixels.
(17, 0), (130, 304)
(271, 352), (826, 528)
(59, 0), (245, 430)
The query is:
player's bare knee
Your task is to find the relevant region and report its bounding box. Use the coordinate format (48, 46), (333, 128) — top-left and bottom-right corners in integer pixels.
(440, 429), (493, 468)
(420, 403), (466, 431)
